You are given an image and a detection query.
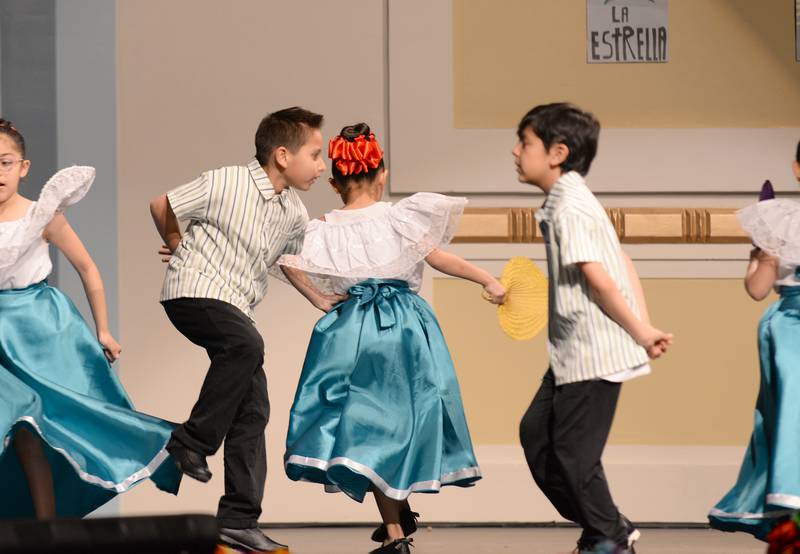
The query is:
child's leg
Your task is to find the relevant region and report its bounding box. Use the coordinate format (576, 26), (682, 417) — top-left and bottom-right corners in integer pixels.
(14, 427), (56, 519)
(163, 298), (271, 530)
(217, 366), (269, 529)
(519, 369), (583, 524)
(373, 489), (405, 544)
(162, 299), (266, 457)
(552, 379), (627, 547)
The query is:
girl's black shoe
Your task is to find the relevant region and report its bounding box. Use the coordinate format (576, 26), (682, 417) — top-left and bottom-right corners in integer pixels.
(369, 537), (413, 554)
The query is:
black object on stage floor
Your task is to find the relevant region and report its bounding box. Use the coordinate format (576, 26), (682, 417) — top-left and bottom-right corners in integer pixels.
(0, 513), (219, 553)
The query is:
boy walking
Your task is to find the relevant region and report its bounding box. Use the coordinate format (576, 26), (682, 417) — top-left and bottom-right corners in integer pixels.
(513, 103), (673, 554)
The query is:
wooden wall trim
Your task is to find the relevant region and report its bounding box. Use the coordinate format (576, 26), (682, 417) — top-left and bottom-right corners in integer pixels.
(453, 208), (749, 244)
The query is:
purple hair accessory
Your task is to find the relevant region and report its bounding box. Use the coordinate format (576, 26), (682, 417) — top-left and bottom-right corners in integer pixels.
(759, 180), (775, 201)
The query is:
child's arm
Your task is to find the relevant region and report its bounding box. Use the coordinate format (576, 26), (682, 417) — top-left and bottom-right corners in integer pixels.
(280, 266), (348, 313)
(580, 262), (672, 358)
(744, 247), (779, 301)
(149, 194), (182, 253)
(44, 213), (122, 362)
(621, 249), (650, 325)
(425, 248), (506, 303)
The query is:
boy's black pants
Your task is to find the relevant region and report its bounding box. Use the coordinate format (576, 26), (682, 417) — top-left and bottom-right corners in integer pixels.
(519, 368), (629, 547)
(162, 298), (269, 530)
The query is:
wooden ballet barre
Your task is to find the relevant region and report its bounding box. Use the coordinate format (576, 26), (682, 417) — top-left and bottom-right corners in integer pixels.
(452, 207), (749, 244)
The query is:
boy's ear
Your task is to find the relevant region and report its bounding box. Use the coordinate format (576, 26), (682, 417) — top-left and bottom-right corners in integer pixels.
(273, 146), (290, 170)
(549, 143), (570, 168)
(377, 168), (388, 187)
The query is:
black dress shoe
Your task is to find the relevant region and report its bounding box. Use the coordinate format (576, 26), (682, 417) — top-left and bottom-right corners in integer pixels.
(219, 527), (288, 552)
(371, 509), (419, 542)
(369, 538), (412, 554)
(166, 444), (212, 483)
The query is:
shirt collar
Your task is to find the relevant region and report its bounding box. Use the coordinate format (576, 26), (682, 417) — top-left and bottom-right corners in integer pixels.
(534, 171), (585, 223)
(247, 158), (289, 207)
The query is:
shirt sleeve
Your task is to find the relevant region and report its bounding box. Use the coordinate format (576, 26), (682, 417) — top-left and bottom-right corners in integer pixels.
(166, 173), (210, 222)
(555, 209), (605, 266)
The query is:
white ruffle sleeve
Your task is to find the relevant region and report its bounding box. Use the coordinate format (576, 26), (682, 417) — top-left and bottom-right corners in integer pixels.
(737, 199), (800, 265)
(0, 166), (95, 270)
(277, 193), (466, 292)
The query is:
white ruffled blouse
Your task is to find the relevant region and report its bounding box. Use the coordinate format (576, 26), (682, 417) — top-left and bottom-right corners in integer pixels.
(737, 198), (800, 289)
(0, 166), (95, 290)
(277, 192), (467, 294)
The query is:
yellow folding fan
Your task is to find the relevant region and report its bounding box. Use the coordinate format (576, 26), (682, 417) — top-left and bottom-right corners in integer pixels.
(482, 257), (548, 341)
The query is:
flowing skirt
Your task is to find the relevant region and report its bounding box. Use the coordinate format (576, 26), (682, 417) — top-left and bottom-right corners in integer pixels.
(284, 279), (481, 502)
(709, 287), (800, 540)
(0, 281), (180, 518)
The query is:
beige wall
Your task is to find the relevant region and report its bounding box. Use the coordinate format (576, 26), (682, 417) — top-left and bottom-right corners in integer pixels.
(388, 0), (800, 195)
(113, 0), (789, 523)
(435, 278), (767, 447)
(115, 0), (389, 521)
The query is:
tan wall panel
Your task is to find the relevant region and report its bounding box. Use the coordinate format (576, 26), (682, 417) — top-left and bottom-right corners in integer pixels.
(435, 278), (769, 446)
(453, 0), (800, 128)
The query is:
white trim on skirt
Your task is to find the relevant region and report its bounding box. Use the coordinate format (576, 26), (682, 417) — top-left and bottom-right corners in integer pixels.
(709, 505), (799, 520)
(3, 415), (171, 493)
(285, 454), (481, 500)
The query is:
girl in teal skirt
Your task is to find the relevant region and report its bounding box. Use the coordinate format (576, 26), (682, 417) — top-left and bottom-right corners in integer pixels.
(0, 120), (180, 519)
(709, 140), (800, 540)
(278, 123), (506, 554)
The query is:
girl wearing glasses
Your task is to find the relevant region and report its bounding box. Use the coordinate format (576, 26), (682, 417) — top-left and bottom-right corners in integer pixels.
(0, 119), (180, 519)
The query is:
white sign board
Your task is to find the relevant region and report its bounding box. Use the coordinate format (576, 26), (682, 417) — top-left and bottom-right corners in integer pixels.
(587, 0), (668, 63)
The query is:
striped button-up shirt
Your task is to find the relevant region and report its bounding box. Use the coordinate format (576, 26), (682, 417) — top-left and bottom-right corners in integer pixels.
(160, 158), (308, 320)
(535, 171), (649, 385)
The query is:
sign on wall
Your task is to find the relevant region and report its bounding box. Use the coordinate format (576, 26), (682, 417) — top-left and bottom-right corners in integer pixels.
(796, 0), (799, 61)
(587, 0), (668, 63)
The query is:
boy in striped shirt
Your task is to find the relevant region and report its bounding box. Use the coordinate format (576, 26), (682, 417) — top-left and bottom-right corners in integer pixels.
(150, 107), (340, 553)
(513, 103), (673, 554)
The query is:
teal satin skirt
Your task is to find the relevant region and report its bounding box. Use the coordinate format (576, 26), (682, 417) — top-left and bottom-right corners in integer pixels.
(284, 279), (481, 502)
(0, 281), (181, 518)
(709, 286), (800, 540)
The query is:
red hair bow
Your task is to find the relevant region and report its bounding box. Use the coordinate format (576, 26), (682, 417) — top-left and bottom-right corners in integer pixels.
(329, 133), (384, 176)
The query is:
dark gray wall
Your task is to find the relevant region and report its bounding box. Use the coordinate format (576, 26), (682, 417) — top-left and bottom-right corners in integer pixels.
(0, 0), (58, 209)
(54, 0), (118, 341)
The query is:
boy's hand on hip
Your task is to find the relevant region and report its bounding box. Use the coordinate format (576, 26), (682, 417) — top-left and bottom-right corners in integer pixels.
(159, 244), (172, 263)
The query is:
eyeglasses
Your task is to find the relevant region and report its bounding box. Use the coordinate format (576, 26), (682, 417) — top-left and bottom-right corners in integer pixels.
(0, 158), (25, 174)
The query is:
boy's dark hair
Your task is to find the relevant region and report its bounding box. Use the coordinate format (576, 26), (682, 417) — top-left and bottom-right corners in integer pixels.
(0, 119), (26, 157)
(330, 122), (385, 187)
(254, 107), (323, 165)
(517, 103), (600, 176)
(796, 139), (799, 164)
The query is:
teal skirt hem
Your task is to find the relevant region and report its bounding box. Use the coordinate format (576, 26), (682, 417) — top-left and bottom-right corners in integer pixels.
(0, 281), (181, 518)
(709, 287), (800, 540)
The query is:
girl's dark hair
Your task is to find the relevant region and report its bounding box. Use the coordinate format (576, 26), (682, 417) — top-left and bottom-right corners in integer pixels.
(330, 122), (385, 188)
(517, 103), (599, 176)
(0, 119), (26, 157)
(796, 139), (799, 164)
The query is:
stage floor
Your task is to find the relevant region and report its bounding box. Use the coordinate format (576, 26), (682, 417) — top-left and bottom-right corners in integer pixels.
(260, 526), (764, 554)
